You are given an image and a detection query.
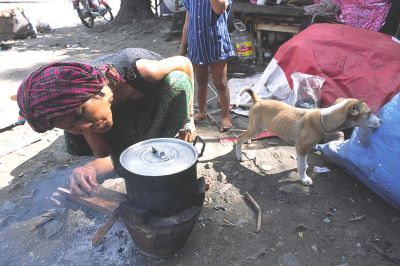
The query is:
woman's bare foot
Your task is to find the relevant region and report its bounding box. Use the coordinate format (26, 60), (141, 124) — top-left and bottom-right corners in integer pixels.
(194, 112), (207, 123)
(220, 116), (232, 132)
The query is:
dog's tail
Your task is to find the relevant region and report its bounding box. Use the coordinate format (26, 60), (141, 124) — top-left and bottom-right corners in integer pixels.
(238, 87), (262, 104)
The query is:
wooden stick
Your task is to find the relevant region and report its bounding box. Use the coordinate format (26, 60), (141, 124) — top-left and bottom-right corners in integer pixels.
(244, 191), (262, 233)
(57, 187), (120, 215)
(0, 137), (41, 158)
(92, 207), (120, 247)
(223, 219), (235, 226)
(90, 186), (127, 202)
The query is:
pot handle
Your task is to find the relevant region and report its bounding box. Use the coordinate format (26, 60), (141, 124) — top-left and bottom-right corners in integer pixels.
(193, 135), (206, 157)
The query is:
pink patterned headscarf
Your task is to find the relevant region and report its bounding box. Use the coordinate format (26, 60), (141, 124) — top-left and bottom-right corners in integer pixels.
(17, 62), (106, 133)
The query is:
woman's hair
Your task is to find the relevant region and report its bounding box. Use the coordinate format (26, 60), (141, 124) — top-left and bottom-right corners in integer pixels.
(17, 62), (106, 133)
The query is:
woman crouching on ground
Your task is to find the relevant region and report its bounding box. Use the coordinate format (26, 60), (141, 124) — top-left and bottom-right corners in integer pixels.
(17, 48), (196, 196)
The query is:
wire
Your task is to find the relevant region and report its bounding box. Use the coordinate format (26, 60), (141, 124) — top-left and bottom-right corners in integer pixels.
(206, 83), (219, 103)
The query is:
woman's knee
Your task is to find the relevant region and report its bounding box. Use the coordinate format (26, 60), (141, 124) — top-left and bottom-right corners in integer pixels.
(163, 71), (193, 96)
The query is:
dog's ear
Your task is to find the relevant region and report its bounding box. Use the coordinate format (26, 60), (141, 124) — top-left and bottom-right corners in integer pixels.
(349, 99), (365, 115)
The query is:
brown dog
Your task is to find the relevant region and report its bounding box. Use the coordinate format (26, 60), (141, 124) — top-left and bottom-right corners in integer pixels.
(235, 88), (381, 185)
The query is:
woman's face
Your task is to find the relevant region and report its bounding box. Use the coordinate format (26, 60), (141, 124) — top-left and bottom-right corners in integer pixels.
(51, 95), (113, 135)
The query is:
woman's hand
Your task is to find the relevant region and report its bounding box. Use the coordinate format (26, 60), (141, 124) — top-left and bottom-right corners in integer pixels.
(178, 44), (187, 56)
(69, 165), (98, 197)
(68, 156), (116, 197)
(178, 120), (197, 142)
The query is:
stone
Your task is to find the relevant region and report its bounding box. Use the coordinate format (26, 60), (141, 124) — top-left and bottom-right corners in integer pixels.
(280, 253), (300, 266)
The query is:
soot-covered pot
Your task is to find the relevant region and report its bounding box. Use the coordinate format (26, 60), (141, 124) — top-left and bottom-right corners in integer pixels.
(119, 137), (205, 213)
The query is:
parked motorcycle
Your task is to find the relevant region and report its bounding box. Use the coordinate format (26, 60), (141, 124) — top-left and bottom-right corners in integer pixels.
(73, 0), (113, 28)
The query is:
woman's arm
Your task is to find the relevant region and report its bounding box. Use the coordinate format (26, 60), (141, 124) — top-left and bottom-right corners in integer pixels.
(81, 131), (111, 157)
(136, 55), (194, 85)
(209, 0), (229, 15)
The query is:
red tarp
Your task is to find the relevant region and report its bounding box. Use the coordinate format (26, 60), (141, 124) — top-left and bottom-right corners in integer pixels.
(274, 23), (400, 112)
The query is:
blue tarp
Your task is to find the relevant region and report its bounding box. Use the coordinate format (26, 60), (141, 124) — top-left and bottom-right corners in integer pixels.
(316, 92), (400, 211)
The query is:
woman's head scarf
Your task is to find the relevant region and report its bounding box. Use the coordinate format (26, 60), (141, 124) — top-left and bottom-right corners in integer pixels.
(17, 62), (106, 133)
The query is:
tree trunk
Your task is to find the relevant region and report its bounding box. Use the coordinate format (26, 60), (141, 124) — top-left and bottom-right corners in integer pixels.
(115, 0), (154, 24)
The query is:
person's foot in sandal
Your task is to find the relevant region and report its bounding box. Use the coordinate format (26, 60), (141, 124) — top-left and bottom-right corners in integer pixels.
(220, 116), (232, 132)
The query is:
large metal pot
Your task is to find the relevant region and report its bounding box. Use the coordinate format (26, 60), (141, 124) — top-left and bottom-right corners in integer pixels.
(119, 137), (205, 213)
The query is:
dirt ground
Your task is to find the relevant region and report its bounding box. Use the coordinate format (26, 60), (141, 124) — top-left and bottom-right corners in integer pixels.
(1, 5), (400, 266)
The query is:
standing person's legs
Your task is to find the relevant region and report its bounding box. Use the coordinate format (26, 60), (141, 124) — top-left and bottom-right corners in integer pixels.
(193, 63), (209, 122)
(210, 59), (232, 131)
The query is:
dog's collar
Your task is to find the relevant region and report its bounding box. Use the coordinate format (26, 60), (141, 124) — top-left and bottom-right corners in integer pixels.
(320, 114), (327, 135)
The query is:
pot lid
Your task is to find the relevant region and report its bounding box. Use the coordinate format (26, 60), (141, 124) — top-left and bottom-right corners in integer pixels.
(119, 138), (198, 176)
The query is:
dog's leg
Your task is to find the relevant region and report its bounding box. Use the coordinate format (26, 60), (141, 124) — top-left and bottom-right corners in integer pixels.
(235, 128), (259, 161)
(235, 136), (245, 161)
(296, 153), (313, 185)
(235, 111), (261, 161)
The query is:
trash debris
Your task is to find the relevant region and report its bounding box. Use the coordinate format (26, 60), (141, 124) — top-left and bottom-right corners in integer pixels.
(204, 162), (213, 169)
(349, 215), (366, 222)
(295, 224), (308, 232)
(213, 205), (226, 211)
(323, 218), (331, 223)
(45, 219), (64, 239)
(260, 164), (272, 171)
(217, 172), (227, 183)
(311, 245), (318, 253)
(335, 263), (349, 266)
(223, 219), (235, 226)
(204, 195), (213, 204)
(313, 166), (331, 173)
(295, 224), (307, 241)
(325, 211), (335, 217)
(325, 207), (336, 216)
(246, 247), (267, 260)
(198, 215), (206, 227)
(50, 197), (61, 207)
(219, 183), (232, 194)
(244, 191), (261, 233)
